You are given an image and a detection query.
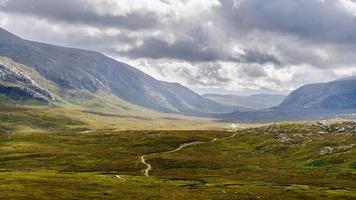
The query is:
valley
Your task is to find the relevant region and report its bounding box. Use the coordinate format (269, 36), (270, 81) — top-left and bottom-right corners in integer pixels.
(0, 24), (355, 200)
(0, 106), (355, 199)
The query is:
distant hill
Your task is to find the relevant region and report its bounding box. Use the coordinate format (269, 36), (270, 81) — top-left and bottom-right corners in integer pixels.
(203, 93), (286, 110)
(220, 77), (356, 122)
(0, 28), (233, 114)
(278, 78), (356, 109)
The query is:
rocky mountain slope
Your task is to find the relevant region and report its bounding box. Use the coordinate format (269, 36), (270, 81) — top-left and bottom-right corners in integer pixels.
(0, 28), (231, 114)
(0, 57), (54, 103)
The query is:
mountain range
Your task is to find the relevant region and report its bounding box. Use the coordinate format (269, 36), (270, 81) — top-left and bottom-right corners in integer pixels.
(220, 77), (356, 122)
(1, 27), (356, 122)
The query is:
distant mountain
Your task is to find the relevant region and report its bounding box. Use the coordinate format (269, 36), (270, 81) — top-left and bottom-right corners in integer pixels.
(0, 28), (232, 114)
(278, 78), (356, 109)
(203, 93), (286, 110)
(220, 77), (356, 122)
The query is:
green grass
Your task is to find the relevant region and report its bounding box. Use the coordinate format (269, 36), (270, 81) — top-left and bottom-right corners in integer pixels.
(0, 106), (355, 199)
(0, 105), (85, 133)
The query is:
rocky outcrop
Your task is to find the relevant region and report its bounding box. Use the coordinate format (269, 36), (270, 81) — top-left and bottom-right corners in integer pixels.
(0, 84), (52, 103)
(0, 58), (54, 103)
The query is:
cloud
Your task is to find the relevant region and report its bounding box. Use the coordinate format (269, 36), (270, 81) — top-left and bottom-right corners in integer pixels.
(118, 27), (280, 64)
(1, 0), (356, 94)
(238, 64), (267, 78)
(0, 0), (161, 30)
(227, 0), (356, 44)
(119, 38), (227, 62)
(219, 0), (356, 67)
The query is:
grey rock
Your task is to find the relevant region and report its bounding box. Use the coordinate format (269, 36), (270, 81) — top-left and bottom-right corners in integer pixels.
(0, 58), (54, 103)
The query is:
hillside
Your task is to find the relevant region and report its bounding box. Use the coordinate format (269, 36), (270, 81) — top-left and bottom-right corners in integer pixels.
(279, 78), (356, 109)
(0, 28), (231, 114)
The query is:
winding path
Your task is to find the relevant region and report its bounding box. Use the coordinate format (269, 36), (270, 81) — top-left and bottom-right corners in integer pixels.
(115, 175), (126, 181)
(140, 132), (239, 176)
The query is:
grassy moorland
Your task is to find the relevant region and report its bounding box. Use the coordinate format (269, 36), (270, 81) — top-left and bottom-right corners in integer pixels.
(0, 105), (355, 199)
(0, 104), (235, 132)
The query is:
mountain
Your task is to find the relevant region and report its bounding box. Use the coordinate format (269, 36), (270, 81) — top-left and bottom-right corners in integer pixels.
(203, 93), (286, 110)
(0, 28), (232, 114)
(278, 78), (356, 109)
(219, 77), (356, 122)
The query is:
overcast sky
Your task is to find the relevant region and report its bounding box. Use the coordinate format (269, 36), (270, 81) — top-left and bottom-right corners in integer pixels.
(1, 0), (356, 95)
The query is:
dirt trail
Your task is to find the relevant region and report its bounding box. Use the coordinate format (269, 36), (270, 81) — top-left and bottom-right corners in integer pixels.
(140, 132), (239, 176)
(77, 130), (94, 134)
(115, 175), (126, 181)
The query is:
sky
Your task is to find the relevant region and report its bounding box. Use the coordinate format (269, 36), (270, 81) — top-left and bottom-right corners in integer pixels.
(1, 0), (356, 95)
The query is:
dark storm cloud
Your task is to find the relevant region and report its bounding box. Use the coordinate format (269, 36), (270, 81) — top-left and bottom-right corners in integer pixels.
(0, 0), (160, 30)
(117, 26), (229, 62)
(222, 0), (356, 44)
(119, 38), (280, 64)
(216, 0), (356, 68)
(118, 38), (226, 62)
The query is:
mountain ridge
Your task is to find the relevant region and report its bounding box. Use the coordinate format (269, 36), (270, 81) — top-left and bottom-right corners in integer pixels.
(0, 27), (233, 114)
(220, 77), (356, 122)
(278, 78), (356, 109)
